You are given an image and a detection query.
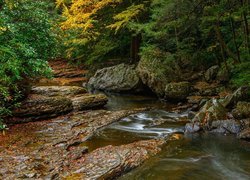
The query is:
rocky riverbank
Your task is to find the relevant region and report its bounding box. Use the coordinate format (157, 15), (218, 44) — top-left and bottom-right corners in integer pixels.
(1, 60), (249, 179)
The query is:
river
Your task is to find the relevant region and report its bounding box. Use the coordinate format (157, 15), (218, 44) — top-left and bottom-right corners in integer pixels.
(87, 94), (250, 179)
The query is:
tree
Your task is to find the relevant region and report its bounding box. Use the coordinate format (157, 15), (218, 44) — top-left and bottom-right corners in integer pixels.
(57, 0), (149, 63)
(0, 0), (58, 128)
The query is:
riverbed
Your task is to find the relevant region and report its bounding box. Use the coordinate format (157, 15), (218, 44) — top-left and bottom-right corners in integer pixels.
(1, 94), (250, 179)
(91, 94), (250, 179)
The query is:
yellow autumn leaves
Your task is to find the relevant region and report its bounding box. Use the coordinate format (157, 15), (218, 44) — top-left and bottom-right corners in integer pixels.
(56, 0), (145, 34)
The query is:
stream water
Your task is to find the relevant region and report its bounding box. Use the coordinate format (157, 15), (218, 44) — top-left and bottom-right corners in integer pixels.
(86, 94), (250, 180)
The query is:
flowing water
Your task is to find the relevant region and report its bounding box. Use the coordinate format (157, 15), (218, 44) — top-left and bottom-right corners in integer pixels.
(85, 95), (250, 180)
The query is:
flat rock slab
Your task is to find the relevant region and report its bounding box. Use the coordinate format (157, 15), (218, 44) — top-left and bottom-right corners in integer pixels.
(31, 86), (87, 97)
(64, 139), (165, 179)
(72, 94), (108, 110)
(11, 95), (73, 123)
(10, 93), (108, 123)
(0, 109), (148, 179)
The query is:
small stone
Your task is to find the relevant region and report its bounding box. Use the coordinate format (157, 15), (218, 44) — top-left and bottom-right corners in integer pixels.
(185, 123), (201, 133)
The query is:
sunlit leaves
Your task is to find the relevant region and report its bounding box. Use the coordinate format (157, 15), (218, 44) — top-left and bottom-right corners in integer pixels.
(107, 4), (145, 33)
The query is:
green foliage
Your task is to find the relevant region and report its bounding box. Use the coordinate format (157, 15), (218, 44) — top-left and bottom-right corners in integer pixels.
(230, 62), (250, 88)
(0, 0), (58, 124)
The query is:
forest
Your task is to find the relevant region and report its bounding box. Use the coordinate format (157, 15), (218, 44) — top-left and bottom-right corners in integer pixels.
(0, 0), (249, 179)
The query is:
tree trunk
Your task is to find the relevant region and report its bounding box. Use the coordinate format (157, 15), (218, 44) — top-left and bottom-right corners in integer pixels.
(230, 14), (241, 63)
(240, 0), (250, 54)
(130, 34), (141, 64)
(214, 22), (238, 63)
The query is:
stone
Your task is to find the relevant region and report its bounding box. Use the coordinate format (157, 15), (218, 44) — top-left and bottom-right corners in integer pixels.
(88, 63), (143, 93)
(31, 86), (87, 97)
(222, 86), (249, 108)
(204, 65), (219, 82)
(193, 81), (220, 96)
(1, 109), (148, 179)
(164, 82), (191, 101)
(64, 139), (165, 179)
(192, 99), (227, 124)
(232, 101), (250, 119)
(185, 122), (201, 133)
(210, 120), (241, 134)
(71, 94), (108, 111)
(187, 96), (203, 104)
(238, 128), (250, 140)
(11, 95), (73, 123)
(216, 67), (230, 83)
(136, 57), (173, 97)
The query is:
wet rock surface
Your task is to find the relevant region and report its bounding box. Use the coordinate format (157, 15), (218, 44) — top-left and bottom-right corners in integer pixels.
(88, 63), (144, 93)
(0, 109), (148, 179)
(210, 120), (241, 134)
(64, 139), (165, 179)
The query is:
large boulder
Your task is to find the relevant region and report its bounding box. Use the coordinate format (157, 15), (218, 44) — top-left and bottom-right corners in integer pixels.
(204, 65), (219, 82)
(72, 94), (108, 111)
(232, 101), (250, 119)
(136, 57), (173, 97)
(11, 95), (73, 123)
(222, 86), (249, 108)
(193, 99), (227, 123)
(186, 99), (228, 133)
(165, 82), (191, 101)
(88, 64), (143, 93)
(31, 86), (87, 97)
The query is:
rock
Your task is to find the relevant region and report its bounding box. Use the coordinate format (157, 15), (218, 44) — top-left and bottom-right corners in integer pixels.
(65, 139), (165, 179)
(165, 82), (191, 101)
(136, 57), (172, 97)
(222, 86), (249, 108)
(88, 64), (143, 93)
(216, 67), (230, 83)
(11, 95), (73, 123)
(192, 99), (227, 125)
(210, 120), (241, 134)
(240, 118), (250, 129)
(187, 96), (203, 104)
(185, 122), (201, 133)
(188, 111), (196, 119)
(192, 100), (213, 122)
(31, 86), (87, 97)
(238, 128), (250, 140)
(232, 101), (250, 119)
(1, 109), (148, 179)
(193, 81), (219, 96)
(204, 65), (219, 82)
(71, 94), (108, 111)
